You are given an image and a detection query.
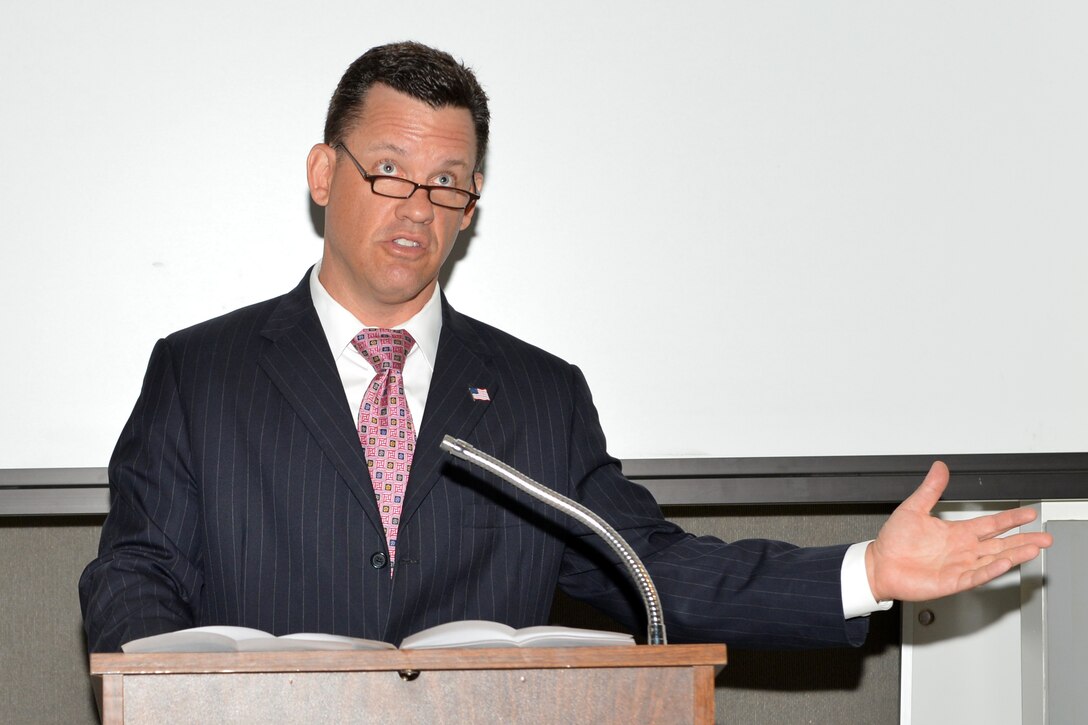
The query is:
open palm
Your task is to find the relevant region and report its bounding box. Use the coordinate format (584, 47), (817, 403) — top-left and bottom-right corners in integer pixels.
(866, 461), (1053, 602)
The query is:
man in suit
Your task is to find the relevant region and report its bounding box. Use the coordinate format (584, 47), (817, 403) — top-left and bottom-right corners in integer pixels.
(79, 41), (1051, 653)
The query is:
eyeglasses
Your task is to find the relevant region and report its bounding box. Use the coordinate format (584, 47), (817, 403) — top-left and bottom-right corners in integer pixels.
(333, 143), (480, 211)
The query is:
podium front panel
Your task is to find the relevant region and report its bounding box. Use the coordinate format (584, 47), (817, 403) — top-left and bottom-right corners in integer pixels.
(93, 645), (725, 725)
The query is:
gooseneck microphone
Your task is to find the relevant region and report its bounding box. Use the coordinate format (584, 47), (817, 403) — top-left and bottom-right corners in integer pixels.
(439, 435), (667, 645)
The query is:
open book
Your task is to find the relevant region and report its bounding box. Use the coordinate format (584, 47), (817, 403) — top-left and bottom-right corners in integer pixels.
(121, 621), (634, 654)
(120, 627), (394, 653)
(399, 621), (633, 649)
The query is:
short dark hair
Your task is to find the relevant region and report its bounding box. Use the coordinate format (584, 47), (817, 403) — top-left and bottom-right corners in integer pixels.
(324, 41), (490, 171)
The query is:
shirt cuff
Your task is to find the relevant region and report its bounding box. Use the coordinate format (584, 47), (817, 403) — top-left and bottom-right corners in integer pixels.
(841, 540), (895, 619)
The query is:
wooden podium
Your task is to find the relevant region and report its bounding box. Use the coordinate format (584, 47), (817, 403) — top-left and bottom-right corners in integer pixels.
(91, 644), (726, 724)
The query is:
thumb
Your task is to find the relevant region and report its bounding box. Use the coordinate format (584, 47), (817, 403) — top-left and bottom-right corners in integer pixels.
(900, 461), (950, 515)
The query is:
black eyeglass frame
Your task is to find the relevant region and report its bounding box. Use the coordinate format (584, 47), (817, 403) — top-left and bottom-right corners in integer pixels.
(333, 143), (480, 211)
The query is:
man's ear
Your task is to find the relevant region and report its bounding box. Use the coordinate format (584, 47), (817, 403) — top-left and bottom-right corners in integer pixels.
(307, 144), (336, 207)
(460, 171), (484, 230)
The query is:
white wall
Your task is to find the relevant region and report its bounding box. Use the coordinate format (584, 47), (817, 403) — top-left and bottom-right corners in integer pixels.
(2, 1), (1086, 468)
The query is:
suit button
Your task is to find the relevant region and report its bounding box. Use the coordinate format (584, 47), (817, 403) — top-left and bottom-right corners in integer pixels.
(370, 552), (388, 569)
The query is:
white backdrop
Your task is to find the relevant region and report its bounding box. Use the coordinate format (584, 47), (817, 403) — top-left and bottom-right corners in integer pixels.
(2, 1), (1085, 468)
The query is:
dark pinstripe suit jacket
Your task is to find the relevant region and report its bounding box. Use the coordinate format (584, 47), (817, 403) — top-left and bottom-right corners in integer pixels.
(80, 272), (868, 652)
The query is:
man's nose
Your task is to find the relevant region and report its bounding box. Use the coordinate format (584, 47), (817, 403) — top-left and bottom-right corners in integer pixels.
(395, 186), (435, 223)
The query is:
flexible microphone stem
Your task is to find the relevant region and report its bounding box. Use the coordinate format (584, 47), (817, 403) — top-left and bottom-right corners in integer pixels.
(440, 435), (667, 645)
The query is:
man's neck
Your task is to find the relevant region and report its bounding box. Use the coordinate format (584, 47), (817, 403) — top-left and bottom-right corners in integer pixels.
(318, 273), (435, 329)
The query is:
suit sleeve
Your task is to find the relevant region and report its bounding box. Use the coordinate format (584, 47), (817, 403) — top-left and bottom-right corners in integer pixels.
(555, 365), (869, 650)
(78, 338), (203, 652)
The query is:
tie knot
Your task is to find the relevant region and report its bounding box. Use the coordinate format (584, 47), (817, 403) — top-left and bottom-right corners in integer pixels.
(351, 328), (415, 373)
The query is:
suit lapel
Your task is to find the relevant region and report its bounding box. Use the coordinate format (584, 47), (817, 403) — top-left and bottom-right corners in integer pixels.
(401, 300), (498, 524)
(256, 272), (385, 535)
(254, 279), (497, 534)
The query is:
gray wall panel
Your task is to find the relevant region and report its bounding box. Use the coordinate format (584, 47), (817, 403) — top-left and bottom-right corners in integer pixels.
(0, 518), (101, 724)
(6, 507), (898, 725)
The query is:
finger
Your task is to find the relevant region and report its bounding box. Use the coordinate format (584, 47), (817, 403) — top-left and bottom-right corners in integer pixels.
(957, 542), (1048, 591)
(992, 536), (1051, 563)
(959, 557), (1014, 591)
(973, 537), (1018, 558)
(972, 534), (1050, 560)
(1000, 542), (1048, 567)
(900, 461), (950, 514)
(966, 507), (1041, 541)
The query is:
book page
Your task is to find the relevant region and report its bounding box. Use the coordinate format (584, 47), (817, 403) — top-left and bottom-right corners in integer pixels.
(400, 621), (635, 649)
(122, 626), (395, 653)
(263, 632), (395, 651)
(400, 620), (519, 649)
(512, 626), (634, 647)
(121, 626), (272, 653)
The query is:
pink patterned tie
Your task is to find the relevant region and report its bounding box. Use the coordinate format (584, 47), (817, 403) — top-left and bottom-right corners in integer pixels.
(351, 328), (416, 571)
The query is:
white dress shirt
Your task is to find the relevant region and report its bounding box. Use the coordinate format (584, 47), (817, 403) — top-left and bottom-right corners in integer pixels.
(307, 264), (889, 619)
(309, 263), (442, 431)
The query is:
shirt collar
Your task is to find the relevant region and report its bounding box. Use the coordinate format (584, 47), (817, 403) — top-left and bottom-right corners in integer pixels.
(308, 262), (443, 368)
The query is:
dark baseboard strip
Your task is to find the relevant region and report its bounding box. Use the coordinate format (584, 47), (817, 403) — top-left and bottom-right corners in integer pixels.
(627, 451), (1088, 505)
(3, 452), (1086, 515)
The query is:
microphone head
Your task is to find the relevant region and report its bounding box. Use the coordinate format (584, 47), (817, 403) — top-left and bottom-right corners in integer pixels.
(440, 435), (467, 459)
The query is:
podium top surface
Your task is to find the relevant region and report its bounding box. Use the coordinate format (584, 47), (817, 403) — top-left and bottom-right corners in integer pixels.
(91, 643), (727, 675)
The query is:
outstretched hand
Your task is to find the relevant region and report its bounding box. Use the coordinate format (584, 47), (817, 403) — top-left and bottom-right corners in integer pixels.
(865, 461), (1053, 602)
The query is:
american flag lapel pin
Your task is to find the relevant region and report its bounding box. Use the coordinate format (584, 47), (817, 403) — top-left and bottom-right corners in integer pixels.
(469, 387), (490, 402)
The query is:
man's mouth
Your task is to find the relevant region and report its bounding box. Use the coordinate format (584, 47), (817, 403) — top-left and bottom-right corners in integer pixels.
(392, 237), (422, 248)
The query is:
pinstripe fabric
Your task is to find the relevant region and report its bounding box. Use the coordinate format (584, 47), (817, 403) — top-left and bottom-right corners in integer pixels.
(80, 271), (868, 652)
